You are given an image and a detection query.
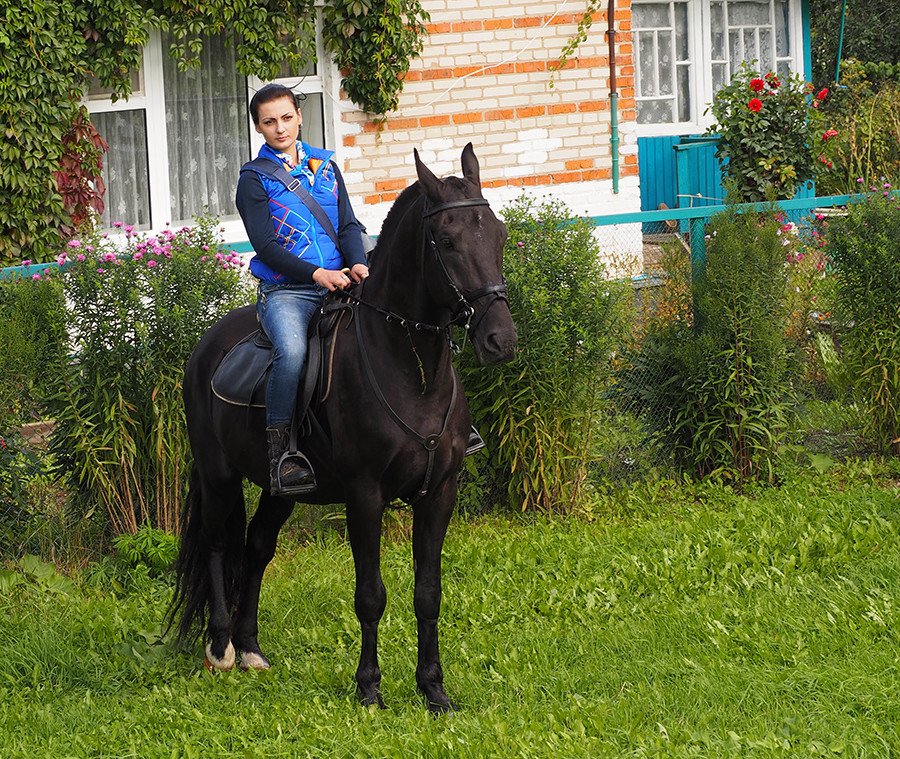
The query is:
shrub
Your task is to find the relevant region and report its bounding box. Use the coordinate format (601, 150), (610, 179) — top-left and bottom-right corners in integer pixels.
(825, 190), (900, 455)
(459, 196), (631, 513)
(0, 273), (67, 429)
(707, 62), (833, 202)
(48, 217), (253, 536)
(112, 525), (178, 576)
(621, 208), (791, 489)
(816, 61), (900, 195)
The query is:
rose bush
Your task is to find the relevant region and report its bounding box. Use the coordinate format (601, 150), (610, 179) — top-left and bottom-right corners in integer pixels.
(707, 63), (835, 202)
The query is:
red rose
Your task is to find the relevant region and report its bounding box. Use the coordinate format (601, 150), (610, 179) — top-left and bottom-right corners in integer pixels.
(748, 98), (763, 112)
(750, 78), (765, 92)
(816, 87), (829, 100)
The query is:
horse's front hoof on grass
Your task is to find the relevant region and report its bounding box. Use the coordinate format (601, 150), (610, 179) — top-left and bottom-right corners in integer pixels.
(239, 650), (271, 671)
(204, 641), (235, 672)
(357, 685), (387, 710)
(418, 684), (458, 715)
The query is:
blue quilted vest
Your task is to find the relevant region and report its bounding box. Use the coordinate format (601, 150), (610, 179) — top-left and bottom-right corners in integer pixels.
(244, 142), (343, 283)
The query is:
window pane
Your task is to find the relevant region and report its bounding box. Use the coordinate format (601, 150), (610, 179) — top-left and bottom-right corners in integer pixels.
(92, 110), (151, 229)
(637, 99), (674, 124)
(759, 28), (773, 70)
(729, 30), (742, 72)
(277, 58), (317, 79)
(162, 32), (250, 223)
(775, 0), (790, 56)
(298, 93), (325, 149)
(633, 3), (671, 28)
(729, 0), (769, 26)
(712, 63), (727, 94)
(674, 3), (689, 61)
(87, 67), (144, 100)
(677, 65), (690, 121)
(658, 32), (674, 95)
(638, 31), (658, 96)
(743, 28), (759, 65)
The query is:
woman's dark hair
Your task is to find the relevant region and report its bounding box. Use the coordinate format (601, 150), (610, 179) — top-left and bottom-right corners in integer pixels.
(249, 84), (298, 125)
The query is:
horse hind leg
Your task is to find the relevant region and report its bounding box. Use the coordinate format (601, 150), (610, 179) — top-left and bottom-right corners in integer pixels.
(232, 491), (294, 670)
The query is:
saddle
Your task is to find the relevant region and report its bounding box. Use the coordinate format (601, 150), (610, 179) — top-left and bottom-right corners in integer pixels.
(210, 294), (355, 424)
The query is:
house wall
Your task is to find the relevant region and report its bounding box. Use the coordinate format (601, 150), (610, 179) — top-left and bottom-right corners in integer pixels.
(336, 0), (643, 238)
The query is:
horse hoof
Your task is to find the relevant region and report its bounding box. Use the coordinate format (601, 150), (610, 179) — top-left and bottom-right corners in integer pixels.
(204, 641), (235, 672)
(358, 687), (386, 710)
(239, 650), (271, 671)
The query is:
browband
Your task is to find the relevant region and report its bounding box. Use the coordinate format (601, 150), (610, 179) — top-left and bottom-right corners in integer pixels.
(422, 198), (490, 218)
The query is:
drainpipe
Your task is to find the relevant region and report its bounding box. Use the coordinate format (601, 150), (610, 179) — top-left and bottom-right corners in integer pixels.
(835, 0), (848, 83)
(607, 0), (619, 193)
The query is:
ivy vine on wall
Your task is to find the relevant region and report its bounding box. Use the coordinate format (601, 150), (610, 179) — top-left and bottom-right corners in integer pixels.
(0, 0), (428, 265)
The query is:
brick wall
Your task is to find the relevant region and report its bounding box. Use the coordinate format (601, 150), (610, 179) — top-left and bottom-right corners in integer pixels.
(340, 0), (642, 239)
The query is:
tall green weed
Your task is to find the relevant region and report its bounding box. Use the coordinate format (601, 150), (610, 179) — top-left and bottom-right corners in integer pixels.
(459, 196), (631, 512)
(621, 208), (791, 489)
(48, 217), (253, 535)
(826, 190), (900, 455)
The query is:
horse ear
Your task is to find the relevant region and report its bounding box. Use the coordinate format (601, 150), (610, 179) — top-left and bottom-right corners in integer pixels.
(414, 148), (442, 199)
(460, 142), (481, 188)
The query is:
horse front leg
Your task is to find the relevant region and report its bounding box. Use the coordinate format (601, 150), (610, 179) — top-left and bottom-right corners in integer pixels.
(346, 496), (387, 708)
(232, 492), (294, 670)
(412, 478), (457, 713)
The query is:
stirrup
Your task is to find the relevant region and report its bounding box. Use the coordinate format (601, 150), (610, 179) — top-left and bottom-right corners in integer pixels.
(465, 426), (486, 456)
(274, 449), (317, 496)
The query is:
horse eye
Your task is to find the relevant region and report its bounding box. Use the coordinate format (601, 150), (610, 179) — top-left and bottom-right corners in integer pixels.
(440, 237), (454, 250)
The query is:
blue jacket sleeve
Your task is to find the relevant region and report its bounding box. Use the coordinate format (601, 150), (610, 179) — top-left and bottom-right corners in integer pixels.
(333, 164), (368, 269)
(235, 171), (319, 284)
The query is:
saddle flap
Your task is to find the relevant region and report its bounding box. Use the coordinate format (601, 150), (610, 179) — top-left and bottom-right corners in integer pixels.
(211, 331), (272, 409)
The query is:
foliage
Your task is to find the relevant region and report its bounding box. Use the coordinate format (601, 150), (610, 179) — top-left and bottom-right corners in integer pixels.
(323, 0), (429, 118)
(621, 208), (792, 489)
(810, 0), (900, 86)
(0, 0), (426, 266)
(48, 217), (253, 536)
(0, 273), (67, 429)
(112, 525), (178, 576)
(706, 63), (833, 203)
(0, 432), (55, 557)
(459, 196), (631, 513)
(825, 190), (900, 455)
(2, 470), (900, 754)
(814, 61), (900, 195)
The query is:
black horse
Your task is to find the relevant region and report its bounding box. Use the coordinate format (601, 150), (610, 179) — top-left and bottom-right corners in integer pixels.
(167, 144), (517, 712)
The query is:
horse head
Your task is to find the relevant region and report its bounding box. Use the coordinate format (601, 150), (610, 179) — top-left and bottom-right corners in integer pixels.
(413, 143), (518, 366)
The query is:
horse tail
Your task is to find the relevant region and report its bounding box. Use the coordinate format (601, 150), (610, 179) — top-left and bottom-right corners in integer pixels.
(164, 465), (247, 645)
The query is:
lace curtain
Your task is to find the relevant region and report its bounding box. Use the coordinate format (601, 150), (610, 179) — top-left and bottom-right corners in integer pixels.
(162, 32), (249, 224)
(94, 110), (151, 229)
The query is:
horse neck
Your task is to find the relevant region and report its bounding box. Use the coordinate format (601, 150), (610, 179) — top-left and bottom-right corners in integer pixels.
(361, 196), (454, 384)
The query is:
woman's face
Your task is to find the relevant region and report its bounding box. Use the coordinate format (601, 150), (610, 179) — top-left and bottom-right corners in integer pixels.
(255, 96), (302, 153)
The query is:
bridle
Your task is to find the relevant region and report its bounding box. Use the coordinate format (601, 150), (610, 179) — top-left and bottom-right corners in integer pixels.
(323, 194), (509, 503)
(421, 197), (509, 336)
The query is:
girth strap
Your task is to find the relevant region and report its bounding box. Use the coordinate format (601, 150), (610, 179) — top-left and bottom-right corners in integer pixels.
(353, 303), (458, 501)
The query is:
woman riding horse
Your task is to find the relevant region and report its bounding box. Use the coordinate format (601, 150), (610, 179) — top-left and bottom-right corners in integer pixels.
(168, 143), (517, 713)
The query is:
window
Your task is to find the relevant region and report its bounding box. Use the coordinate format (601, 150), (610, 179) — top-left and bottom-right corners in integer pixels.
(633, 1), (693, 125)
(632, 0), (799, 130)
(85, 28), (333, 235)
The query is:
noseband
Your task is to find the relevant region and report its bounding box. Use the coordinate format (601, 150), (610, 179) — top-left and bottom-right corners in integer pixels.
(422, 198), (509, 335)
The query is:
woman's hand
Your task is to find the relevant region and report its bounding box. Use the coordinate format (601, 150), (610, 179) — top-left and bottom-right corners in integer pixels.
(349, 263), (369, 283)
(312, 268), (353, 291)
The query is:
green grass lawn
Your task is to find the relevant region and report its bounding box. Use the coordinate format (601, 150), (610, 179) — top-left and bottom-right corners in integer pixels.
(1, 462), (899, 758)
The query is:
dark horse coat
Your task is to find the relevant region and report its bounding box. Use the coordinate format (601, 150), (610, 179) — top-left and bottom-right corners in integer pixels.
(167, 144), (517, 712)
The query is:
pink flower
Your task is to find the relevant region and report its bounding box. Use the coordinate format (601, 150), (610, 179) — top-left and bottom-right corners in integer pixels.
(76, 253), (86, 262)
(147, 260), (157, 268)
(201, 245), (210, 251)
(748, 98), (763, 112)
(133, 252), (144, 260)
(0, 437), (6, 450)
(113, 221), (124, 228)
(201, 256), (208, 262)
(67, 239), (81, 248)
(97, 268), (105, 274)
(21, 259), (31, 266)
(32, 273), (41, 280)
(85, 245), (94, 252)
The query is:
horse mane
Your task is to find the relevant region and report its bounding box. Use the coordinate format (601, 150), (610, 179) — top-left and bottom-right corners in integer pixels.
(369, 175), (472, 263)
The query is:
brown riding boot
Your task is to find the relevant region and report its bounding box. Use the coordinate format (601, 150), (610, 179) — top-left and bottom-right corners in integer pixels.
(265, 424), (316, 495)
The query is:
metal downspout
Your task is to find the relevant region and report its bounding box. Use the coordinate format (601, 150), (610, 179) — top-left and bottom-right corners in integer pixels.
(607, 0), (619, 193)
(835, 0), (848, 83)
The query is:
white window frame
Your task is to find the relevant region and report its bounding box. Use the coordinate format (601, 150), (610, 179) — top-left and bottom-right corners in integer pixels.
(633, 0), (805, 137)
(83, 14), (343, 245)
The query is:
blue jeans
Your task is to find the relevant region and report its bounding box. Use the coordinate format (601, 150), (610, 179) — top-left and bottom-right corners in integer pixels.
(257, 282), (327, 427)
